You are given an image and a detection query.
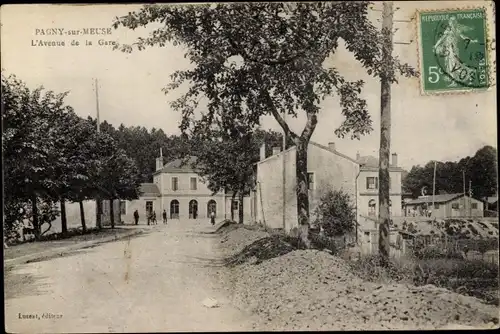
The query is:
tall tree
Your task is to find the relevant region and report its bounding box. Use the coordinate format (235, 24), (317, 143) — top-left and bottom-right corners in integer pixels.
(189, 127), (285, 224)
(97, 147), (141, 228)
(113, 2), (416, 247)
(2, 74), (73, 239)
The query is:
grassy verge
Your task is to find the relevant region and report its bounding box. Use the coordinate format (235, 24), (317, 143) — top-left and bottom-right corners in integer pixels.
(349, 254), (499, 305)
(3, 227), (136, 261)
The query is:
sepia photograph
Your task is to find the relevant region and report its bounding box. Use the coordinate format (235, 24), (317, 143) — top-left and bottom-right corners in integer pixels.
(2, 1), (498, 332)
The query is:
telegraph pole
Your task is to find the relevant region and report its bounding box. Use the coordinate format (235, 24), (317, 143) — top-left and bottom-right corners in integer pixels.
(282, 111), (286, 230)
(463, 170), (466, 217)
(378, 0), (394, 266)
(469, 180), (472, 217)
(95, 78), (102, 229)
(432, 160), (437, 217)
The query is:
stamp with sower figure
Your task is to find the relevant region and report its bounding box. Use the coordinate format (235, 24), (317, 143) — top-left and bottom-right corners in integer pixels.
(417, 8), (490, 94)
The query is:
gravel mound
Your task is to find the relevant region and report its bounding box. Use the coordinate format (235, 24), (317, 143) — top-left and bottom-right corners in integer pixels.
(217, 225), (270, 258)
(221, 248), (499, 331)
(225, 235), (295, 267)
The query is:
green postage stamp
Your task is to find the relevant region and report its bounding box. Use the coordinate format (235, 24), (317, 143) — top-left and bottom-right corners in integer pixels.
(417, 8), (490, 94)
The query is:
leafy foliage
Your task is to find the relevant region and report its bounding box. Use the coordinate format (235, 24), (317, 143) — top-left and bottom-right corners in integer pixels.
(189, 126), (285, 223)
(402, 146), (498, 199)
(2, 74), (141, 240)
(313, 189), (356, 237)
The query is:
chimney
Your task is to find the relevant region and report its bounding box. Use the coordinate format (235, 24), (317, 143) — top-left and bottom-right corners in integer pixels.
(156, 147), (163, 171)
(156, 157), (163, 171)
(272, 146), (281, 156)
(356, 151), (361, 161)
(328, 142), (336, 151)
(259, 143), (266, 161)
(391, 153), (398, 167)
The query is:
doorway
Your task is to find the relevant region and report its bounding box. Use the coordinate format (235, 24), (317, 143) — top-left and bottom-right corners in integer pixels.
(231, 200), (239, 220)
(170, 200), (179, 219)
(207, 200), (217, 218)
(189, 200), (198, 219)
(146, 201), (153, 216)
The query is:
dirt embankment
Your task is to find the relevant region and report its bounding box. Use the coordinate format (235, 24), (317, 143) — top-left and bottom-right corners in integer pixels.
(215, 225), (499, 331)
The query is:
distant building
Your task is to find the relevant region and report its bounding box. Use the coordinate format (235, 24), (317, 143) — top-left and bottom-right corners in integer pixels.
(121, 154), (251, 223)
(404, 193), (484, 218)
(355, 153), (404, 219)
(253, 141), (403, 233)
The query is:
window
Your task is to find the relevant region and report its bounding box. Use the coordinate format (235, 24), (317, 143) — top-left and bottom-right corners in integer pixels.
(120, 201), (127, 215)
(190, 177), (197, 190)
(471, 203), (478, 209)
(146, 201), (153, 215)
(172, 177), (179, 191)
(307, 172), (315, 190)
(366, 177), (378, 190)
(232, 200), (239, 211)
(368, 199), (376, 216)
(434, 203), (440, 209)
(451, 202), (459, 209)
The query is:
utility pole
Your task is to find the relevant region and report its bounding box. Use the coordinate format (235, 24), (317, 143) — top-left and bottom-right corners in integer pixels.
(282, 111), (286, 230)
(463, 170), (466, 217)
(469, 180), (472, 217)
(94, 78), (102, 229)
(378, 0), (394, 266)
(432, 160), (437, 218)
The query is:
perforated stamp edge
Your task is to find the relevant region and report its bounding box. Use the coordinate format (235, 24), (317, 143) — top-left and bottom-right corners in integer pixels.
(413, 5), (495, 96)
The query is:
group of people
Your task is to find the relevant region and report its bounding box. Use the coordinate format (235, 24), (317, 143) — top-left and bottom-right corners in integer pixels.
(133, 209), (168, 225)
(131, 209), (217, 225)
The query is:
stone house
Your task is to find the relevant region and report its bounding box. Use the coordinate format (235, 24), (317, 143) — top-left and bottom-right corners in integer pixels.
(253, 141), (404, 234)
(355, 153), (403, 219)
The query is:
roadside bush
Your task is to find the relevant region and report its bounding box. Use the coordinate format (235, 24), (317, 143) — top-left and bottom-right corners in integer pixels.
(349, 254), (415, 284)
(312, 189), (356, 237)
(415, 257), (499, 305)
(414, 246), (463, 260)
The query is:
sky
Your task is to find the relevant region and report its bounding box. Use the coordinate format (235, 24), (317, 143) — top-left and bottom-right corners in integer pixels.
(1, 2), (497, 170)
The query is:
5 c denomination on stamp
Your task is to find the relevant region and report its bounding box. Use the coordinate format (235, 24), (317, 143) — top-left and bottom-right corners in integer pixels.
(417, 8), (490, 94)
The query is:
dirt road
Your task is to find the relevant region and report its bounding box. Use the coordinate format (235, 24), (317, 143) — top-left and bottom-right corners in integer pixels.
(5, 220), (254, 333)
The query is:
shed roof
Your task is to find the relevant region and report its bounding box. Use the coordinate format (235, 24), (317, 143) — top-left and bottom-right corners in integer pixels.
(139, 183), (160, 196)
(406, 193), (464, 205)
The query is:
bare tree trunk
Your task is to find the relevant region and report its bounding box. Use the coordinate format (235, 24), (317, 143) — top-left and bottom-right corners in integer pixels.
(79, 200), (87, 233)
(32, 194), (40, 240)
(378, 0), (394, 267)
(238, 191), (244, 224)
(296, 138), (311, 249)
(118, 200), (122, 225)
(110, 199), (115, 229)
(231, 192), (236, 221)
(60, 198), (68, 236)
(96, 198), (102, 229)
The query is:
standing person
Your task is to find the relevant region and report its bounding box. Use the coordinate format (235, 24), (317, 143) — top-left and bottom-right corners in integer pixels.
(133, 209), (139, 225)
(152, 211), (157, 225)
(210, 211), (215, 226)
(162, 209), (167, 224)
(147, 211), (151, 226)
